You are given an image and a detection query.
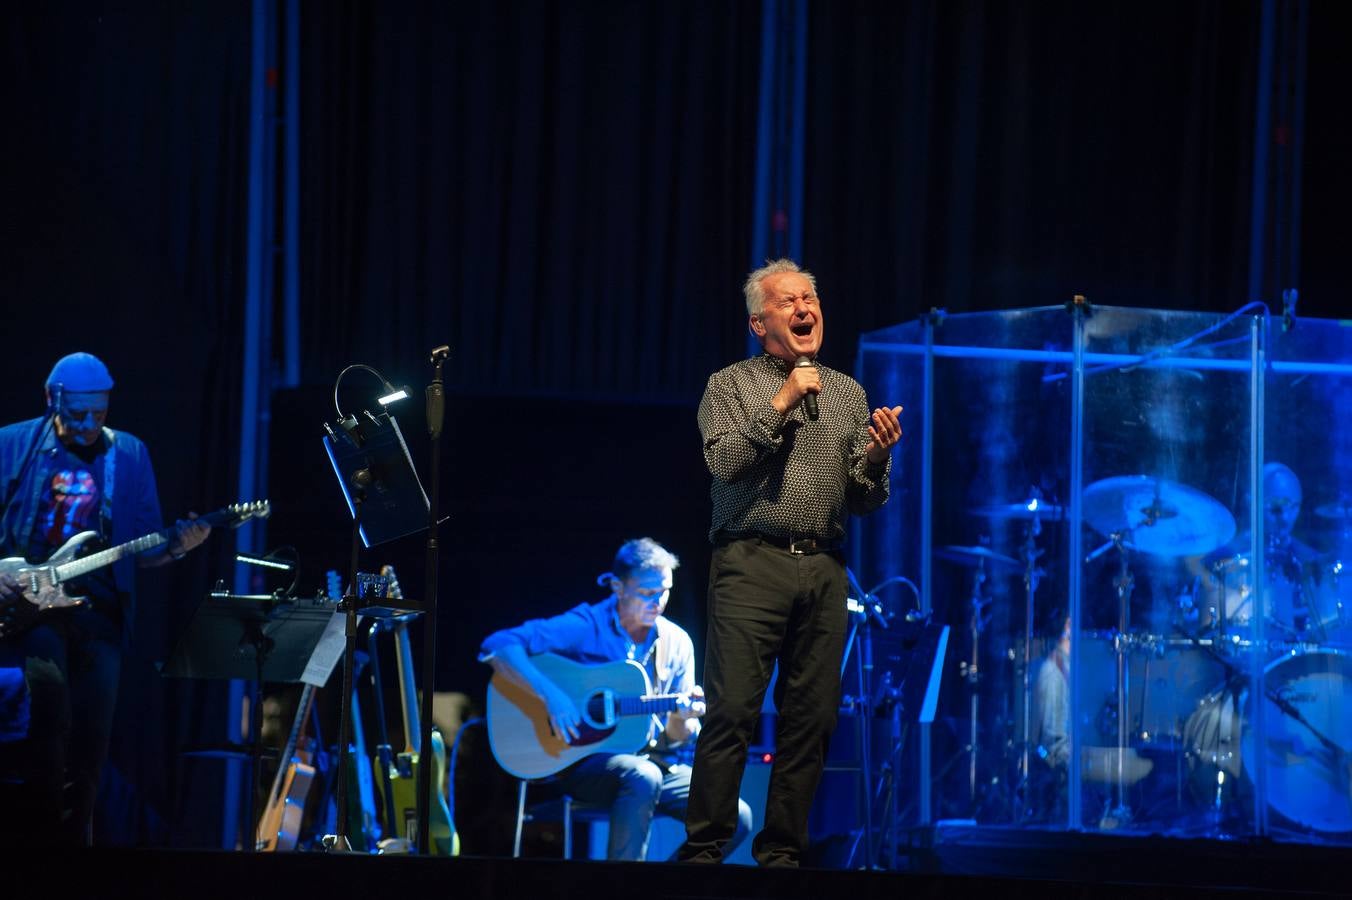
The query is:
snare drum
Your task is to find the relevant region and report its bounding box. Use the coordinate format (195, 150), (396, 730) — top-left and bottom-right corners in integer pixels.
(1184, 648), (1352, 833)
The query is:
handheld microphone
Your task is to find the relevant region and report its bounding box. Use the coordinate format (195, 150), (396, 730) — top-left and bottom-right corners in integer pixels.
(794, 356), (818, 421)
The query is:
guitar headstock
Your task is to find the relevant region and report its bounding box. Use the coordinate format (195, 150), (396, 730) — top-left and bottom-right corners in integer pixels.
(218, 500), (272, 528)
(379, 564), (403, 600)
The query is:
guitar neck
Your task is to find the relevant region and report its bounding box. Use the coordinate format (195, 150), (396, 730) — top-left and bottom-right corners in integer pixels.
(616, 695), (682, 717)
(51, 502), (267, 582)
(56, 529), (171, 580)
(281, 685), (317, 769)
(394, 623), (420, 754)
(261, 684), (316, 822)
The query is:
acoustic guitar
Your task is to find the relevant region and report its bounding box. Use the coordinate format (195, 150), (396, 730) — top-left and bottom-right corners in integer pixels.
(486, 652), (684, 780)
(256, 682), (317, 851)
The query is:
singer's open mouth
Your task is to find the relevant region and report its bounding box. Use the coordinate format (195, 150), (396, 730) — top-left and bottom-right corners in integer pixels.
(791, 322), (814, 336)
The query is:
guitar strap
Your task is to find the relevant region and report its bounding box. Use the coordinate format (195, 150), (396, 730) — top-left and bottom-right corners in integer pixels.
(99, 427), (116, 538)
(653, 621), (673, 694)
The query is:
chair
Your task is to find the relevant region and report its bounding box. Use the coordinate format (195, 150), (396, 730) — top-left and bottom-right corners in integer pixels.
(512, 779), (610, 859)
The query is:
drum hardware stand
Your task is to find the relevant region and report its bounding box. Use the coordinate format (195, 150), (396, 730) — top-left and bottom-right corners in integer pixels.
(963, 550), (993, 814)
(1015, 501), (1047, 823)
(1086, 529), (1137, 829)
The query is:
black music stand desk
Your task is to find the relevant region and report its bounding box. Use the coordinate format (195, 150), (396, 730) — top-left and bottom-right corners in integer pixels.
(163, 591), (343, 848)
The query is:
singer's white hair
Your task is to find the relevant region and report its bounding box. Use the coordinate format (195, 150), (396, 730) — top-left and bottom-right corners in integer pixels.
(743, 258), (818, 316)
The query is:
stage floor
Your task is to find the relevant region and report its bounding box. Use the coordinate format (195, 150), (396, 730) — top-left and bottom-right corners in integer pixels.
(10, 828), (1352, 900)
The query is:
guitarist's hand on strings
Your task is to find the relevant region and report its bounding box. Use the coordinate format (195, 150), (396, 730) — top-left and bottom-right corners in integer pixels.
(170, 512), (212, 557)
(666, 684), (706, 744)
(0, 572), (22, 603)
(542, 681), (583, 743)
(679, 684), (707, 719)
(147, 513), (212, 567)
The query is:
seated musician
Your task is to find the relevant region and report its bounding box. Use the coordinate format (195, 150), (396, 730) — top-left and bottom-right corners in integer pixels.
(1031, 613), (1151, 826)
(479, 537), (752, 860)
(1204, 462), (1327, 638)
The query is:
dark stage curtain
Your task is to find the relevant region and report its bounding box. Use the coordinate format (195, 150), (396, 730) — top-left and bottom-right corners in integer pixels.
(2, 4), (253, 846)
(298, 0), (764, 403)
(804, 0), (1269, 350)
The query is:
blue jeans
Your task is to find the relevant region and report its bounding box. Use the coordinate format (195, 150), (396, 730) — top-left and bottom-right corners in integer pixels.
(556, 754), (752, 861)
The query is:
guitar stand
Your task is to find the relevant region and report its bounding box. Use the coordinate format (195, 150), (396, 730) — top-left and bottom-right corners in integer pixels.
(162, 587), (335, 850)
(324, 489), (421, 853)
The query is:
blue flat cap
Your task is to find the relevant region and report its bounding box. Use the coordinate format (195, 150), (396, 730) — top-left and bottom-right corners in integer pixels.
(45, 352), (115, 392)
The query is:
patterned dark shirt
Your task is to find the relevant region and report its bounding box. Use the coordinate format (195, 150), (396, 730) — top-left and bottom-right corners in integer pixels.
(698, 353), (891, 542)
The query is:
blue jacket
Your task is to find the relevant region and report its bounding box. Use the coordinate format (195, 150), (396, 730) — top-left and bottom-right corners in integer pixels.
(0, 416), (163, 638)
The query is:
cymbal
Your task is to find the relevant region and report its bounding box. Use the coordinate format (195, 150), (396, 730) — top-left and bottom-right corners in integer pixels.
(1315, 501), (1352, 521)
(935, 545), (1021, 571)
(970, 499), (1066, 521)
(1082, 475), (1235, 557)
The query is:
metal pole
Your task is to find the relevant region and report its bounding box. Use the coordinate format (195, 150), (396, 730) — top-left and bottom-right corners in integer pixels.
(1066, 302), (1087, 830)
(1249, 316), (1268, 836)
(227, 0), (274, 850)
(919, 313), (935, 825)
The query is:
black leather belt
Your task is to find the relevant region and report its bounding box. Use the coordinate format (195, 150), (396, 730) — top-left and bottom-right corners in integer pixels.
(717, 531), (840, 555)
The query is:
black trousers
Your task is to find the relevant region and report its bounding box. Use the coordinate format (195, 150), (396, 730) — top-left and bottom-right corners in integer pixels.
(680, 537), (846, 866)
(0, 607), (122, 847)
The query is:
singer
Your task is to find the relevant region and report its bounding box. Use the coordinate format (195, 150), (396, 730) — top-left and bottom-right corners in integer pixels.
(679, 259), (903, 867)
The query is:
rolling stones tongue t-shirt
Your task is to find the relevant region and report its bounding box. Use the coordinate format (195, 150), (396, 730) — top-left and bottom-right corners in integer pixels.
(26, 439), (118, 610)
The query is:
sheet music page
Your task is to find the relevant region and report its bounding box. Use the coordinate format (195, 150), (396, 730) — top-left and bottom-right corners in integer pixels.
(302, 611), (363, 687)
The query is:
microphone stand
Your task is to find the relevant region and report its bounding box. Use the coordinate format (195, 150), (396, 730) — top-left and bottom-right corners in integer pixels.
(414, 345), (449, 855)
(0, 403), (58, 518)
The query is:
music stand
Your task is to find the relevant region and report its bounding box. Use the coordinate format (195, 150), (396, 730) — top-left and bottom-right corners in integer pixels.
(163, 591), (340, 850)
(321, 411), (425, 851)
(324, 412), (429, 548)
(866, 619), (949, 869)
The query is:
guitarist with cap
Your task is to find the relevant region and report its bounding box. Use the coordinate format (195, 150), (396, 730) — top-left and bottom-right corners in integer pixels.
(0, 351), (211, 846)
(480, 537), (752, 861)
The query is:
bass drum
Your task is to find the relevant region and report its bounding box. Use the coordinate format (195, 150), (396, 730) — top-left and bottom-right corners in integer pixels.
(1184, 648), (1352, 833)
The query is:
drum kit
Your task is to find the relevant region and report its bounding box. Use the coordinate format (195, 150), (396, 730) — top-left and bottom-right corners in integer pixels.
(938, 476), (1352, 836)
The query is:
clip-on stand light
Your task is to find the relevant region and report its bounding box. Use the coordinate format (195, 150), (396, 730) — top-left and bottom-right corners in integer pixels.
(321, 363), (428, 851)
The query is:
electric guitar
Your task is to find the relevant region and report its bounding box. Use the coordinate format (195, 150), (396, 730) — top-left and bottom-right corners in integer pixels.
(486, 652), (684, 780)
(334, 570), (382, 852)
(0, 500), (271, 637)
(256, 681), (317, 851)
(374, 565), (458, 855)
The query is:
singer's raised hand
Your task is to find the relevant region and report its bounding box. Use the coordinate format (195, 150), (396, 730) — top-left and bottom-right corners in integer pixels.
(865, 406), (903, 464)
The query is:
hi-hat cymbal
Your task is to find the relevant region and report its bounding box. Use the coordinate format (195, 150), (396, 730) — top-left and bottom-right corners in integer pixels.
(970, 499), (1066, 521)
(935, 545), (1021, 571)
(1082, 475), (1235, 557)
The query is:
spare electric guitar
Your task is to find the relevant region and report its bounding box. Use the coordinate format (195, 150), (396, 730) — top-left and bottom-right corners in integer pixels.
(331, 571), (382, 852)
(0, 499), (270, 637)
(486, 652), (685, 780)
(374, 565), (458, 855)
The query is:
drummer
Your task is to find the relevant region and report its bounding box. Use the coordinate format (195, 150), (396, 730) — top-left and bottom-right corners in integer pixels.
(1204, 462), (1325, 637)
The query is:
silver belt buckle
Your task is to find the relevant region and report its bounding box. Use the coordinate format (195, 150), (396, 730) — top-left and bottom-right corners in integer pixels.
(788, 537), (817, 555)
